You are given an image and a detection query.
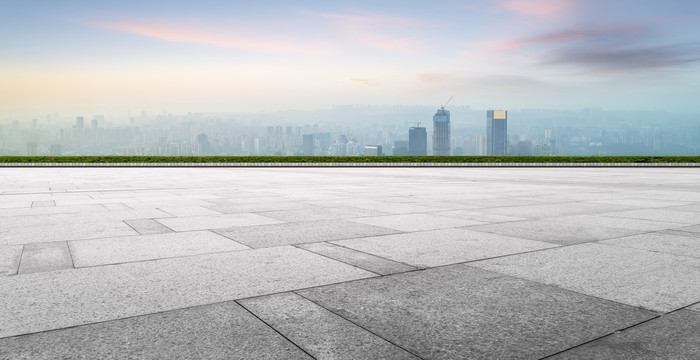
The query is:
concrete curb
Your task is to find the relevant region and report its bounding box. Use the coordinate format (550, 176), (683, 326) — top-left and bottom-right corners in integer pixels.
(1, 162), (698, 167)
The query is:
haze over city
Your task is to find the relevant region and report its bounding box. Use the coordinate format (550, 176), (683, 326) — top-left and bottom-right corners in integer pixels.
(2, 0), (700, 117)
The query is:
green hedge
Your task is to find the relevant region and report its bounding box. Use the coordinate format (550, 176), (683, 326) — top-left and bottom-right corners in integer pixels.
(1, 156), (699, 163)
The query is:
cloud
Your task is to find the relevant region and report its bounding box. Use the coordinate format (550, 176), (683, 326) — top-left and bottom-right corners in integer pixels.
(93, 21), (330, 55)
(543, 42), (700, 71)
(348, 78), (382, 88)
(494, 0), (578, 18)
(467, 25), (700, 72)
(317, 12), (425, 53)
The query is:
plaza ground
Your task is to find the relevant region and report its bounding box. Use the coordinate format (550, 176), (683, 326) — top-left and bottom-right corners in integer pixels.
(1, 167), (699, 359)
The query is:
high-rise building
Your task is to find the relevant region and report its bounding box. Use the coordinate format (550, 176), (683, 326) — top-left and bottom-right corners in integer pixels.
(432, 108), (450, 155)
(363, 145), (382, 156)
(487, 110), (508, 155)
(409, 126), (427, 155)
(76, 116), (84, 129)
(393, 140), (408, 155)
(302, 134), (314, 155)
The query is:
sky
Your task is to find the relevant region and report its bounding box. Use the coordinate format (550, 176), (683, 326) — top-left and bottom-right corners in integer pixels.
(1, 0), (699, 117)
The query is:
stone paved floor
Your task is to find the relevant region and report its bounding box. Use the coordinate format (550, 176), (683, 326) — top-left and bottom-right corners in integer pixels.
(1, 167), (699, 359)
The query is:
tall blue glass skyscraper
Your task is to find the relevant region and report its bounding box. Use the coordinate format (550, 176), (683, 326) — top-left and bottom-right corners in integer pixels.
(487, 110), (507, 155)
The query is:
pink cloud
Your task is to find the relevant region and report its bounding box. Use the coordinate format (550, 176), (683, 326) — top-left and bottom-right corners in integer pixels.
(496, 0), (577, 18)
(318, 12), (425, 53)
(94, 21), (330, 55)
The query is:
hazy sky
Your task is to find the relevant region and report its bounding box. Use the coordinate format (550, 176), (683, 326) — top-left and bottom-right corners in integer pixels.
(2, 0), (699, 116)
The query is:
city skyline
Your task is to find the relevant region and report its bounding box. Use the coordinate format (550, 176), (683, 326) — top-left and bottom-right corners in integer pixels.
(2, 0), (700, 117)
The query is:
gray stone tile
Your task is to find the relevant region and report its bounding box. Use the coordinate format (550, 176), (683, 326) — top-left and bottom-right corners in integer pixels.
(547, 214), (686, 231)
(155, 213), (284, 231)
(0, 301), (312, 360)
(549, 310), (700, 360)
(468, 219), (644, 245)
(240, 292), (419, 360)
(0, 245), (22, 275)
(601, 232), (700, 259)
(70, 231), (250, 267)
(310, 200), (448, 214)
(333, 228), (557, 268)
(158, 206), (222, 216)
(30, 200), (55, 207)
(0, 204), (107, 217)
(471, 243), (700, 312)
(434, 209), (527, 223)
(349, 213), (486, 232)
(124, 219), (174, 235)
(260, 206), (390, 222)
(205, 201), (311, 214)
(607, 209), (700, 225)
(664, 203), (700, 213)
(2, 221), (140, 245)
(296, 242), (418, 275)
(101, 203), (132, 210)
(18, 242), (73, 274)
(480, 202), (634, 218)
(215, 220), (399, 248)
(298, 265), (655, 360)
(690, 303), (700, 312)
(0, 246), (374, 338)
(588, 198), (691, 208)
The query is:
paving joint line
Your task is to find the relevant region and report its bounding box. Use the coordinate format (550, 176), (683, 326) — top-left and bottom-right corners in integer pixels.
(235, 300), (319, 360)
(291, 291), (427, 360)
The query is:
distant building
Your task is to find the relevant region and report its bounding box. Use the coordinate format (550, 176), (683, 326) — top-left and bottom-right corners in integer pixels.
(487, 110), (508, 156)
(393, 140), (408, 156)
(409, 126), (427, 155)
(197, 133), (210, 154)
(432, 108), (450, 155)
(364, 145), (383, 156)
(49, 144), (62, 156)
(302, 134), (314, 155)
(76, 116), (84, 129)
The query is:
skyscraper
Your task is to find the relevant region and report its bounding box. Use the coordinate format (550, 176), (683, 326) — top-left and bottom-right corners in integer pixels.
(409, 126), (427, 155)
(487, 110), (508, 155)
(302, 134), (314, 155)
(432, 108), (450, 155)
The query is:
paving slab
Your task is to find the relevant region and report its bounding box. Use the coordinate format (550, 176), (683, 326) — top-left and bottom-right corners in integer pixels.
(308, 199), (448, 214)
(296, 242), (418, 275)
(0, 245), (23, 276)
(17, 242), (73, 274)
(471, 243), (700, 312)
(31, 200), (55, 207)
(155, 213), (284, 231)
(158, 206), (222, 216)
(607, 209), (700, 225)
(0, 301), (311, 360)
(205, 201), (312, 214)
(349, 213), (486, 232)
(260, 206), (391, 222)
(215, 220), (399, 248)
(239, 292), (419, 360)
(0, 246), (375, 338)
(480, 202), (634, 218)
(70, 231), (250, 267)
(2, 221), (140, 245)
(298, 264), (656, 360)
(124, 219), (174, 235)
(433, 209), (527, 223)
(587, 198), (692, 208)
(549, 310), (700, 360)
(333, 228), (558, 268)
(602, 232), (700, 259)
(467, 219), (644, 245)
(546, 214), (686, 231)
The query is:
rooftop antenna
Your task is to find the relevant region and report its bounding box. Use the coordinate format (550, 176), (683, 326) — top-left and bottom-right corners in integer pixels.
(441, 95), (454, 110)
(415, 121), (421, 127)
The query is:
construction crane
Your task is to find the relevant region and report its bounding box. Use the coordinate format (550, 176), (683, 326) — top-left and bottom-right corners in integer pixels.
(440, 95), (454, 110)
